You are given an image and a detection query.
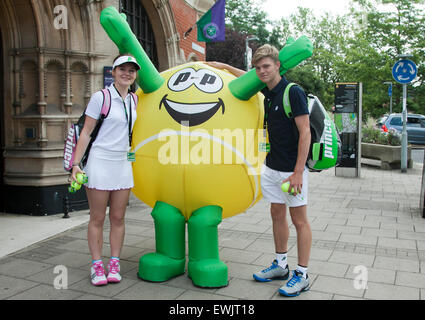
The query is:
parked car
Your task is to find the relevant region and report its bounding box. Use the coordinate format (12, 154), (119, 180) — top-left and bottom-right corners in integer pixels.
(377, 113), (425, 145)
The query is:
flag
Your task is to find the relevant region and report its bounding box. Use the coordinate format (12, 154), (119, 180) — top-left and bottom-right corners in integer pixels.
(196, 0), (225, 42)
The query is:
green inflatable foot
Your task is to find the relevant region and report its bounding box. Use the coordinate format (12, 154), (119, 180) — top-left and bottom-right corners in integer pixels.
(138, 201), (186, 282)
(138, 252), (185, 282)
(187, 205), (228, 288)
(188, 259), (228, 288)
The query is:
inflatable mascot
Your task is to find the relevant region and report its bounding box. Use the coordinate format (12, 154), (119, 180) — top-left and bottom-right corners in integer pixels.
(100, 6), (313, 288)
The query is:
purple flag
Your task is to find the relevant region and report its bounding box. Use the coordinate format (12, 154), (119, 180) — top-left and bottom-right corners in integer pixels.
(197, 0), (226, 42)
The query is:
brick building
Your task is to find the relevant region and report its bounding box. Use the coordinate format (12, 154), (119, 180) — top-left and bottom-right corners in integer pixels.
(0, 0), (215, 214)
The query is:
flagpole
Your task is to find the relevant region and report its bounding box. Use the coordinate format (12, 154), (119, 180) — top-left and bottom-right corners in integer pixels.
(183, 22), (197, 39)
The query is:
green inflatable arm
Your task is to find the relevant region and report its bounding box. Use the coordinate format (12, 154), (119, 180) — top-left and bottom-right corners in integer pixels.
(100, 6), (164, 93)
(229, 35), (314, 101)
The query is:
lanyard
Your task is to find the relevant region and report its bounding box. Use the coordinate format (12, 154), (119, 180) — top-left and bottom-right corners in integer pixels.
(264, 98), (272, 129)
(113, 84), (133, 148)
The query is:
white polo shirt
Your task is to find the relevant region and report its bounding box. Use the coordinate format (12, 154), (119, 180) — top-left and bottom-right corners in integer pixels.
(85, 84), (137, 158)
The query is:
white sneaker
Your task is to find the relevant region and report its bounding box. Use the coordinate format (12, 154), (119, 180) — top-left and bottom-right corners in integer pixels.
(90, 261), (108, 286)
(107, 259), (122, 283)
(278, 270), (310, 297)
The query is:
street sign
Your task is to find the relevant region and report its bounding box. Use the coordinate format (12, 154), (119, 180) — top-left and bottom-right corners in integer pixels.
(392, 59), (417, 84)
(388, 83), (392, 96)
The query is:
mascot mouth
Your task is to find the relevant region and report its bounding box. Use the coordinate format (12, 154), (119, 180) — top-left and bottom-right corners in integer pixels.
(160, 95), (225, 127)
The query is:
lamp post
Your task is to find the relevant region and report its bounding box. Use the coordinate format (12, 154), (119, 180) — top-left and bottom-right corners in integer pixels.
(245, 36), (259, 71)
(383, 81), (393, 114)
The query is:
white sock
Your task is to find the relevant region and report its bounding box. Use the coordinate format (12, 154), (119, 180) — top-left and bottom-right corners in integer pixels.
(276, 252), (288, 269)
(296, 265), (308, 278)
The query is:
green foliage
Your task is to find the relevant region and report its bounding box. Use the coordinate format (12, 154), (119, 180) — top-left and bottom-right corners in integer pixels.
(361, 117), (401, 145)
(208, 0), (425, 118)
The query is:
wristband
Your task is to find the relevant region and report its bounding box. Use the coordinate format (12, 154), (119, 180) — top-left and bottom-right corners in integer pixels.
(72, 163), (81, 168)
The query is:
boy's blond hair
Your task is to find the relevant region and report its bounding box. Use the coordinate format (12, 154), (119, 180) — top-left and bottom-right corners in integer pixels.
(252, 44), (280, 66)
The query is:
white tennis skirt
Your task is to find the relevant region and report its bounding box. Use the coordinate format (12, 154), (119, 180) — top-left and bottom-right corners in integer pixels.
(83, 148), (134, 191)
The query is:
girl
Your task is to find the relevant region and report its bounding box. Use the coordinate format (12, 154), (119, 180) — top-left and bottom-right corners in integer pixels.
(71, 54), (140, 286)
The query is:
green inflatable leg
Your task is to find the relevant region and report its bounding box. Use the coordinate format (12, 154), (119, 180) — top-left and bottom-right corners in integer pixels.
(187, 205), (228, 288)
(138, 201), (186, 282)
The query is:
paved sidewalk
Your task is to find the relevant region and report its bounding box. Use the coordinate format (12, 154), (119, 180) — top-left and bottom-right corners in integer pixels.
(0, 161), (424, 300)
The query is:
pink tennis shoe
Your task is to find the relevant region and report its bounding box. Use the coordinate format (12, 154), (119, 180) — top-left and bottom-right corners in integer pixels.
(106, 258), (122, 283)
(90, 261), (108, 286)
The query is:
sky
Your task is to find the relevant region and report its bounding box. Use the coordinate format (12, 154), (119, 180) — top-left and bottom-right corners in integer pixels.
(262, 0), (354, 20)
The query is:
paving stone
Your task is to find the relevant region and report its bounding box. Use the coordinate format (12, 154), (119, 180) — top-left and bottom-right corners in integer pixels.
(219, 247), (262, 264)
(176, 290), (234, 300)
(215, 278), (277, 300)
(326, 225), (361, 235)
(272, 289), (333, 300)
(69, 277), (139, 298)
(398, 231), (425, 241)
(329, 251), (375, 267)
(219, 237), (256, 250)
(307, 260), (349, 277)
(311, 275), (364, 298)
(374, 256), (420, 272)
(396, 271), (425, 289)
(0, 258), (53, 278)
(339, 234), (377, 246)
(346, 219), (380, 228)
(44, 251), (92, 269)
(380, 222), (414, 232)
(0, 275), (39, 299)
(377, 237), (417, 250)
(345, 266), (396, 285)
(113, 281), (186, 300)
(361, 227), (397, 238)
(7, 284), (84, 300)
(348, 199), (398, 211)
(364, 282), (420, 300)
(27, 265), (88, 287)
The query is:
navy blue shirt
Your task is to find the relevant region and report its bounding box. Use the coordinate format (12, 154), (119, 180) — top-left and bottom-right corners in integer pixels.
(262, 77), (309, 172)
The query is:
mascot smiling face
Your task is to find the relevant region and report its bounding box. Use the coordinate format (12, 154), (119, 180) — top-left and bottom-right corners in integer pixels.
(131, 62), (265, 220)
(161, 66), (225, 127)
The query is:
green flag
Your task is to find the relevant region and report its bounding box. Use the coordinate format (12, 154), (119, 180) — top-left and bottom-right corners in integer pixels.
(196, 0), (225, 42)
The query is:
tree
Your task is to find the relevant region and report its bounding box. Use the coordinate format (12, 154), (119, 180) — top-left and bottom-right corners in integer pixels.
(349, 0), (425, 116)
(224, 0), (271, 43)
(206, 29), (247, 69)
(206, 0), (269, 69)
(207, 0), (425, 118)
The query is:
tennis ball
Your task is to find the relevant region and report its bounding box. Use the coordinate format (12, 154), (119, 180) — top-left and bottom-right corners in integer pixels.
(71, 181), (81, 190)
(281, 182), (295, 194)
(76, 173), (88, 184)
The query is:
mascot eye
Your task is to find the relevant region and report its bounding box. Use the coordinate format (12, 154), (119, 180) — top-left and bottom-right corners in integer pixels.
(193, 69), (223, 93)
(167, 68), (223, 94)
(168, 68), (196, 92)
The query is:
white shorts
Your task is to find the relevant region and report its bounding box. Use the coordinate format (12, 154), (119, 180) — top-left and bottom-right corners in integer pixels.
(83, 148), (134, 191)
(261, 165), (308, 207)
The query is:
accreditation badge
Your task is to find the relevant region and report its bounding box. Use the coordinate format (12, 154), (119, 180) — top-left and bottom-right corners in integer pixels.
(259, 142), (270, 152)
(127, 151), (136, 162)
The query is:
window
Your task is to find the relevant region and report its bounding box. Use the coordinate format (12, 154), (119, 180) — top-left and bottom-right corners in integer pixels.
(120, 0), (158, 68)
(390, 117), (402, 126)
(407, 117), (423, 128)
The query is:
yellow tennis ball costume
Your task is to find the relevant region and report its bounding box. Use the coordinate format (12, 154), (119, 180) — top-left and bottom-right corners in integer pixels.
(132, 63), (264, 221)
